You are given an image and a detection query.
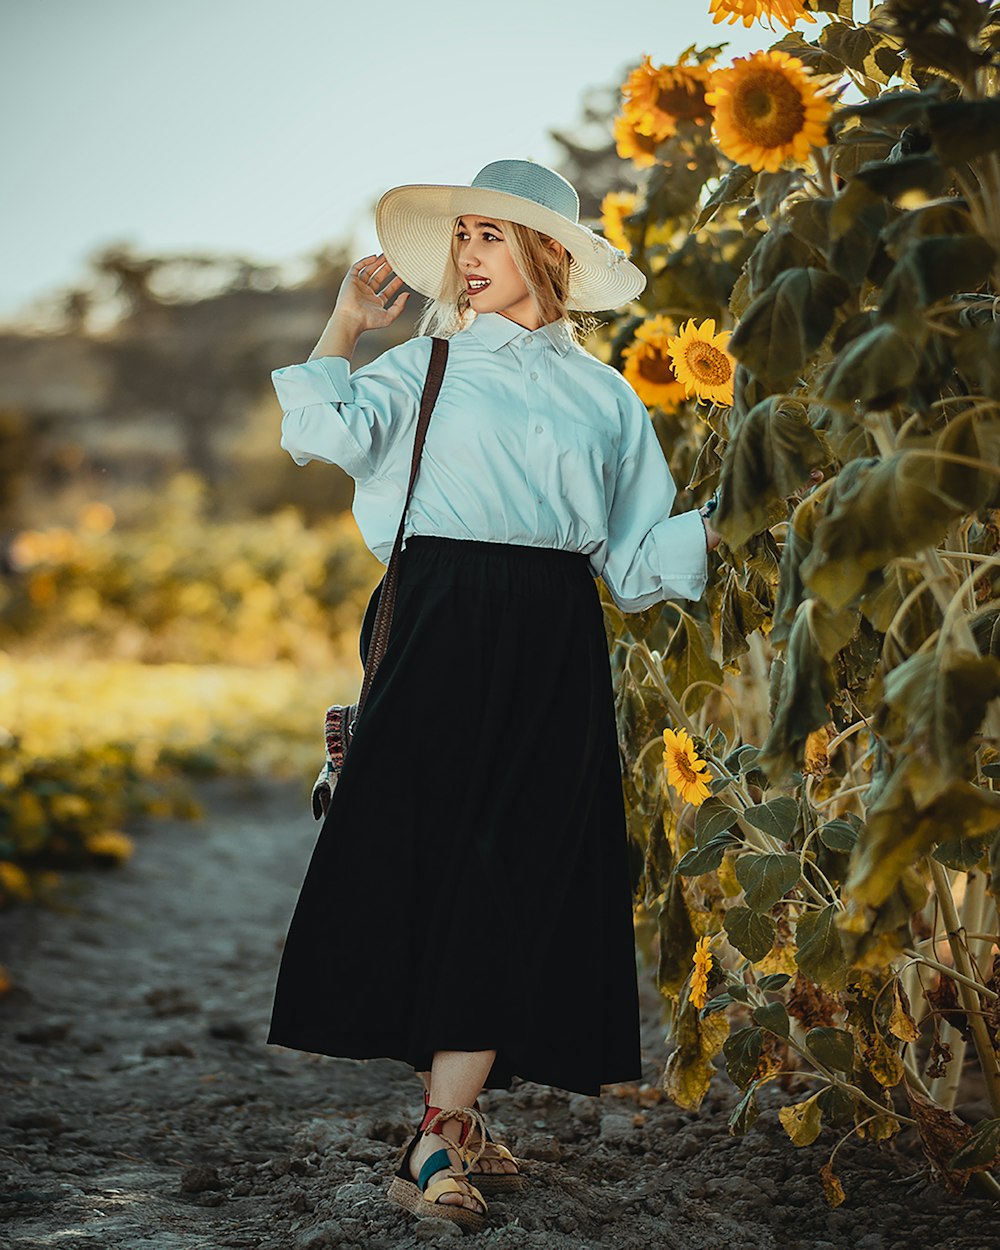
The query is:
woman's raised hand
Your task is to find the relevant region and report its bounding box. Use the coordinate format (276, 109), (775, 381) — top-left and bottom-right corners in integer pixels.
(333, 253), (411, 333)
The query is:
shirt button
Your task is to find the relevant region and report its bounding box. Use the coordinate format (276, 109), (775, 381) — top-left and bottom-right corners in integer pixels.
(530, 371), (538, 381)
(535, 424), (543, 433)
(524, 336), (533, 345)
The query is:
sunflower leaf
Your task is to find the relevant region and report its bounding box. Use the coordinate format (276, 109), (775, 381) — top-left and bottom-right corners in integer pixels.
(778, 1092), (825, 1147)
(927, 99), (1000, 164)
(743, 798), (800, 841)
(752, 1001), (790, 1040)
(714, 396), (830, 550)
(677, 831), (740, 877)
(695, 796), (741, 844)
(723, 1025), (764, 1088)
(800, 453), (966, 611)
(854, 153), (947, 202)
(728, 268), (851, 388)
(728, 1080), (763, 1137)
(795, 904), (847, 990)
(822, 323), (921, 407)
(820, 21), (903, 85)
(757, 973), (792, 991)
(661, 605), (724, 707)
(735, 852), (801, 911)
(819, 819), (860, 853)
(693, 163), (757, 231)
(880, 236), (997, 325)
(806, 1026), (856, 1073)
(723, 906), (777, 961)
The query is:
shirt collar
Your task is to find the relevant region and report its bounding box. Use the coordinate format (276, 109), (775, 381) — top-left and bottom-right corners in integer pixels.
(466, 311), (572, 357)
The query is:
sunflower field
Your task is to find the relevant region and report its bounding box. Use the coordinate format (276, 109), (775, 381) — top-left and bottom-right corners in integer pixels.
(0, 473), (377, 926)
(601, 0), (1000, 1203)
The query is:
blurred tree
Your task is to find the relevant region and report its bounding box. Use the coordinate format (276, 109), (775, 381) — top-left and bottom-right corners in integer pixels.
(549, 76), (644, 218)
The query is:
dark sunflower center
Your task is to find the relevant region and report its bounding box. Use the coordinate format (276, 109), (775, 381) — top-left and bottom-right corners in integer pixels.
(675, 752), (700, 785)
(686, 342), (732, 386)
(732, 69), (806, 146)
(656, 80), (708, 122)
(639, 348), (679, 386)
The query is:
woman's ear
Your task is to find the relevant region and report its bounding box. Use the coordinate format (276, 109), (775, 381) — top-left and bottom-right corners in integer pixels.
(546, 238), (567, 264)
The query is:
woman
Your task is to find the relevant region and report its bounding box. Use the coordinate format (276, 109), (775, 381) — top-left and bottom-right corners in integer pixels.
(266, 159), (721, 1232)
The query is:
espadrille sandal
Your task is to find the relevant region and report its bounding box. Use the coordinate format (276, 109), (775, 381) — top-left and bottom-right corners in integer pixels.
(387, 1104), (489, 1231)
(422, 1089), (526, 1192)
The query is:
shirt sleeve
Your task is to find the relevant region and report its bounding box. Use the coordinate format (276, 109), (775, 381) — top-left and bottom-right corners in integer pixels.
(598, 389), (709, 613)
(271, 335), (433, 481)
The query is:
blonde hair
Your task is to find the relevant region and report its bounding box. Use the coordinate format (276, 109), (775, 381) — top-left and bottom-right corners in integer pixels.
(413, 216), (602, 345)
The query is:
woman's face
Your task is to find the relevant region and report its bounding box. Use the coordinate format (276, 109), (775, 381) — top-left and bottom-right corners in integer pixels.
(453, 217), (561, 329)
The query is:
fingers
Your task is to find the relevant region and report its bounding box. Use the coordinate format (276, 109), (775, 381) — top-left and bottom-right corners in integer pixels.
(354, 252), (393, 282)
(354, 253), (405, 301)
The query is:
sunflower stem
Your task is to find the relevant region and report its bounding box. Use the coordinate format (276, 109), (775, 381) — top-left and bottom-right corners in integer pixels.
(927, 857), (1000, 1118)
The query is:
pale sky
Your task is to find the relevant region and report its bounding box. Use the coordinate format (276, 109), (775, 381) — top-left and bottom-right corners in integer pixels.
(1, 0), (764, 327)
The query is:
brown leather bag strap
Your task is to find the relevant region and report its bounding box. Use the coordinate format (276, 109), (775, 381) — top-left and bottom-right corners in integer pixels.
(355, 335), (449, 717)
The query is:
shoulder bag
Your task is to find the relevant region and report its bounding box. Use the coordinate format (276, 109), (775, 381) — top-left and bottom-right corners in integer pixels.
(311, 334), (449, 819)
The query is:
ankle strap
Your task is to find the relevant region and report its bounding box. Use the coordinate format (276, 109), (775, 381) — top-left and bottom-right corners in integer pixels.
(419, 1104), (488, 1169)
(424, 1090), (482, 1117)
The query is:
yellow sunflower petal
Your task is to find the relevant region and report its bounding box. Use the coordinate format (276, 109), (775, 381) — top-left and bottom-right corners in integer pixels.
(600, 191), (636, 255)
(709, 0), (816, 31)
(662, 727), (713, 807)
(705, 49), (834, 175)
(666, 318), (736, 406)
(619, 53), (714, 146)
(690, 935), (715, 1009)
(623, 314), (687, 411)
(614, 111), (661, 168)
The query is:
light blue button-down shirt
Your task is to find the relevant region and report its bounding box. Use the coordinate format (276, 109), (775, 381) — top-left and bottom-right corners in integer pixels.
(271, 310), (708, 613)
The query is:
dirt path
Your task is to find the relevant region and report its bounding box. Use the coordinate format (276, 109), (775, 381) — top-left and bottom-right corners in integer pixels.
(1, 776), (996, 1250)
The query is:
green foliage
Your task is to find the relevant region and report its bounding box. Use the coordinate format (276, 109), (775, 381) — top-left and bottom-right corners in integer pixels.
(607, 11), (1000, 1189)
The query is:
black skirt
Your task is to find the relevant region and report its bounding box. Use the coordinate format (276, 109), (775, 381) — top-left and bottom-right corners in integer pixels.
(266, 535), (642, 1097)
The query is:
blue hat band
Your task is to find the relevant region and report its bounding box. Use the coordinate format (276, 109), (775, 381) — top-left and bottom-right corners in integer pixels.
(470, 159), (579, 224)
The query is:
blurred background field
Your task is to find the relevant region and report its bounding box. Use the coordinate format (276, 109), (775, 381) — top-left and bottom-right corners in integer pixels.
(0, 480), (381, 901)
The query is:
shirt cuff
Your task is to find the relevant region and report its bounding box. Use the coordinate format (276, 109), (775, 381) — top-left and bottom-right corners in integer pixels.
(270, 356), (354, 409)
(651, 508), (709, 602)
(272, 357), (373, 478)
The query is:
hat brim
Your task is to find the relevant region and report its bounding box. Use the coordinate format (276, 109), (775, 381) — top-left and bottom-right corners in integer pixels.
(374, 184), (646, 313)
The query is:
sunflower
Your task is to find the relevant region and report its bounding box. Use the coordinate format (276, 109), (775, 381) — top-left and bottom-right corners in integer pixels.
(705, 49), (833, 174)
(690, 935), (714, 1010)
(614, 112), (662, 168)
(600, 191), (637, 255)
(709, 0), (816, 30)
(0, 861), (31, 901)
(622, 315), (687, 411)
(84, 829), (135, 863)
(620, 53), (713, 144)
(662, 726), (712, 807)
(667, 318), (736, 406)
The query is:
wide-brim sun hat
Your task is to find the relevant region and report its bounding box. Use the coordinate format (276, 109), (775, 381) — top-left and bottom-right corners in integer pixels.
(374, 158), (647, 313)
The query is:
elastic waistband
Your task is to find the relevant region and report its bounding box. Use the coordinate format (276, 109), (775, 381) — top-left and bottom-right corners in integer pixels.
(404, 535), (590, 568)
